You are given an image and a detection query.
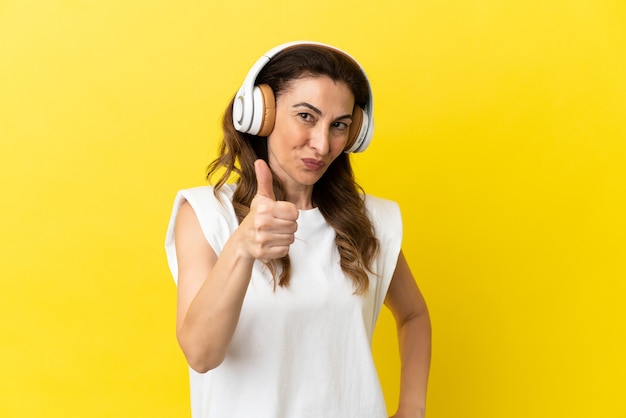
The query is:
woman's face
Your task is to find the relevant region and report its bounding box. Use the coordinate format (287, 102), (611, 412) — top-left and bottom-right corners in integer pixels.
(267, 75), (355, 193)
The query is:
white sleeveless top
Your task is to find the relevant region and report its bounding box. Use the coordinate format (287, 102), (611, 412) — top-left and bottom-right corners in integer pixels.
(165, 184), (402, 418)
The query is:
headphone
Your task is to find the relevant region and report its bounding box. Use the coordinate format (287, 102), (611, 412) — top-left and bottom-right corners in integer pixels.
(232, 41), (374, 153)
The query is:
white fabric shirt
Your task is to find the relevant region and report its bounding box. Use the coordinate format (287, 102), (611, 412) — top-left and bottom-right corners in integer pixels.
(165, 184), (402, 418)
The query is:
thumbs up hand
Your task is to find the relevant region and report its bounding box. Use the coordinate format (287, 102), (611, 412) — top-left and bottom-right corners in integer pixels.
(240, 160), (299, 262)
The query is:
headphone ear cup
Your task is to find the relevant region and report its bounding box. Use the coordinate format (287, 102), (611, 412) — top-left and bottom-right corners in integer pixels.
(346, 106), (365, 152)
(249, 84), (276, 136)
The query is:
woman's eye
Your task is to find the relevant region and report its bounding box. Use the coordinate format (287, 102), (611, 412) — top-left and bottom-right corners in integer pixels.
(298, 113), (312, 121)
(333, 121), (349, 130)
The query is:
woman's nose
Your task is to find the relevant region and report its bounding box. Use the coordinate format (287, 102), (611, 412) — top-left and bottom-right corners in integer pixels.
(309, 125), (330, 155)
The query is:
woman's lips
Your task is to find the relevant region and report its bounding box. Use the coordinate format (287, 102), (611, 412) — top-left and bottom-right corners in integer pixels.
(302, 158), (325, 170)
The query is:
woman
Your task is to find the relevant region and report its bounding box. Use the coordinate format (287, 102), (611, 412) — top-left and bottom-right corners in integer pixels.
(165, 41), (431, 418)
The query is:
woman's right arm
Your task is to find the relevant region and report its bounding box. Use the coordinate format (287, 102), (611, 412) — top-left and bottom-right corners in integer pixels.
(174, 200), (254, 373)
(174, 160), (297, 373)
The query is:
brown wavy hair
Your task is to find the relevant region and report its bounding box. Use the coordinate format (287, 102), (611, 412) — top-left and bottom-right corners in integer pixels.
(207, 44), (379, 294)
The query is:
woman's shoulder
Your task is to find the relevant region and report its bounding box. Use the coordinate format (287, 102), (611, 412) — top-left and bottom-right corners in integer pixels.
(165, 184), (238, 284)
(363, 193), (403, 239)
(171, 184), (234, 215)
(170, 184), (238, 229)
(363, 193), (401, 220)
(176, 183), (236, 206)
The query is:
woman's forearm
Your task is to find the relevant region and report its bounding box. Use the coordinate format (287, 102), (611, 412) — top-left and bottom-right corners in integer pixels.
(394, 309), (431, 418)
(177, 228), (255, 373)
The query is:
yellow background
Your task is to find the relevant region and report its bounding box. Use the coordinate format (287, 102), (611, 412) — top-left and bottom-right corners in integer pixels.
(1, 0), (625, 417)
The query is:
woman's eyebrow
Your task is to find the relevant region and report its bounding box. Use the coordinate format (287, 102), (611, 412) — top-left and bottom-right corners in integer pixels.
(293, 102), (353, 121)
(293, 102), (323, 115)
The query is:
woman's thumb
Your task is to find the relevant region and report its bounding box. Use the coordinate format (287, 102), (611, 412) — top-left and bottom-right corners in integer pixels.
(254, 159), (276, 200)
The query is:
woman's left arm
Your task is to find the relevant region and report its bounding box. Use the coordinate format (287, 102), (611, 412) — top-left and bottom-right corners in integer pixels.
(385, 250), (432, 418)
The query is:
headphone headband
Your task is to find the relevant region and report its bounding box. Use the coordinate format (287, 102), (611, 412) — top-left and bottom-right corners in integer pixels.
(232, 41), (374, 153)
